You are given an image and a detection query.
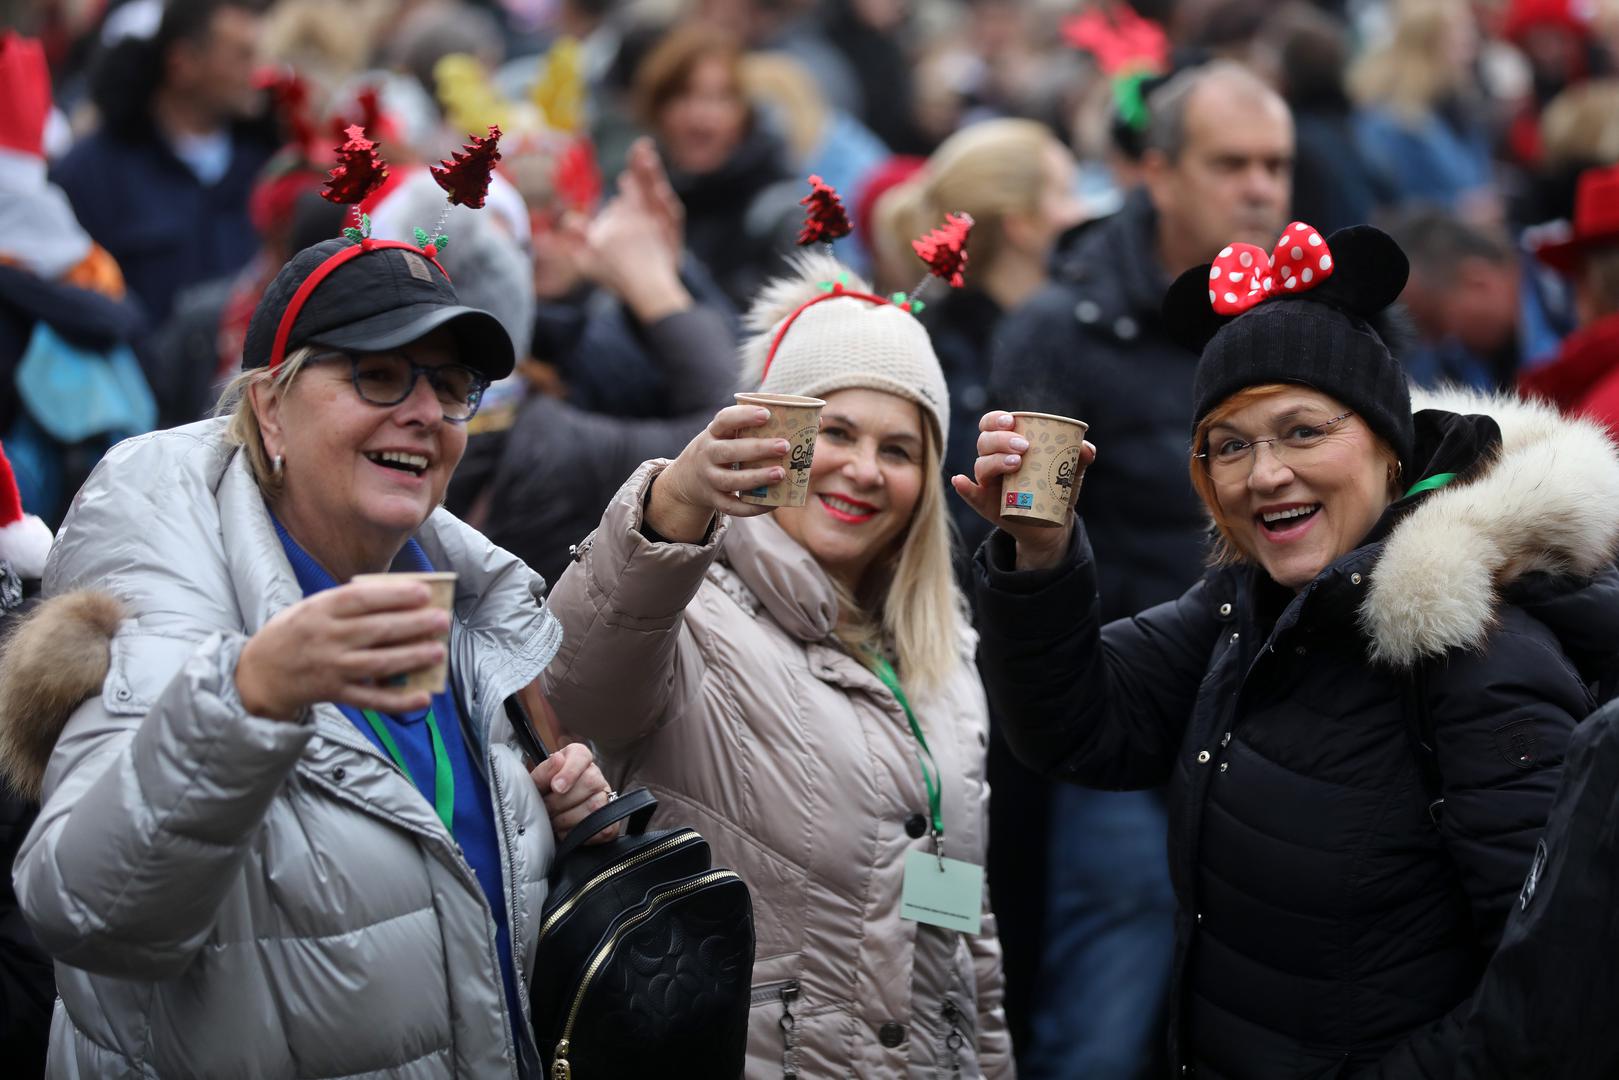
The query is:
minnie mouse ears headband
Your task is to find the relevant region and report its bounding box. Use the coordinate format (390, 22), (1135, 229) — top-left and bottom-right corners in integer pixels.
(1163, 222), (1409, 354)
(758, 175), (973, 383)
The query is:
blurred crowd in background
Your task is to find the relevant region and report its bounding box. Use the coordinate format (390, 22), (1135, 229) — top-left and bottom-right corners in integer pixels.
(2, 0), (1618, 1076)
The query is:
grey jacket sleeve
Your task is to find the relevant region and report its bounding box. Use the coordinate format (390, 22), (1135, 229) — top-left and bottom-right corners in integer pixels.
(642, 304), (737, 414)
(13, 634), (314, 979)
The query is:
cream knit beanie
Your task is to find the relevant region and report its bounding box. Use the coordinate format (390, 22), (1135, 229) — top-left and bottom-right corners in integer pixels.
(739, 252), (950, 445)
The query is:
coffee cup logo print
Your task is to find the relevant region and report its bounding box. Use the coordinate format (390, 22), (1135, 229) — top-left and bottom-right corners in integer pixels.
(1049, 445), (1081, 502)
(789, 425), (818, 486)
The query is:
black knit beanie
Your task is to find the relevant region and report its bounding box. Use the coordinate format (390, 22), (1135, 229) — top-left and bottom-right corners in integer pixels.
(1165, 224), (1415, 472)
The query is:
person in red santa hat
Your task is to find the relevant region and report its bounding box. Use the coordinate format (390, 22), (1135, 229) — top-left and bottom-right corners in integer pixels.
(1519, 163), (1619, 433)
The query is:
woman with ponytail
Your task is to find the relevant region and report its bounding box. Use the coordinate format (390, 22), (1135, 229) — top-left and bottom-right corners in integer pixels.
(542, 251), (1013, 1078)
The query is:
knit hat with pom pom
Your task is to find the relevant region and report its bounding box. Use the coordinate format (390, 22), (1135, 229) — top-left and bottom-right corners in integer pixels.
(740, 252), (951, 445)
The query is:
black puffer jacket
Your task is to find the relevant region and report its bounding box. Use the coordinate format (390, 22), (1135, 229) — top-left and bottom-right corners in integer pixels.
(988, 189), (1205, 624)
(973, 391), (1619, 1078)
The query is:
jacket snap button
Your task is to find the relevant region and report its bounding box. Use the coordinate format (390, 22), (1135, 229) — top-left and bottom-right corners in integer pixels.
(518, 825), (526, 836)
(1219, 762), (1229, 773)
(333, 767), (346, 782)
(1196, 750), (1211, 764)
(878, 1022), (905, 1048)
(1295, 645), (1307, 656)
(1218, 603), (1232, 617)
(1350, 573), (1362, 585)
(904, 813), (928, 839)
(1220, 732), (1231, 747)
(1195, 913), (1203, 924)
(1229, 632), (1239, 644)
(116, 687), (131, 700)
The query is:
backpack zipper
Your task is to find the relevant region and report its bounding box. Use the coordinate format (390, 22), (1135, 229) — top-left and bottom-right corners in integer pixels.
(537, 831), (703, 942)
(549, 869), (741, 1079)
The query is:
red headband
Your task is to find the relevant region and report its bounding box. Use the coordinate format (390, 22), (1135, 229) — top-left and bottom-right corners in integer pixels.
(268, 239), (450, 370)
(759, 283), (895, 384)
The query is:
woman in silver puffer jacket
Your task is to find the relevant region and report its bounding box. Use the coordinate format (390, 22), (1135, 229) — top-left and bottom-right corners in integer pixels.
(0, 235), (613, 1078)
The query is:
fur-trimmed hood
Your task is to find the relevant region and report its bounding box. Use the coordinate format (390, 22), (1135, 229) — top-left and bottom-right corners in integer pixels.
(0, 590), (122, 800)
(1361, 387), (1619, 667)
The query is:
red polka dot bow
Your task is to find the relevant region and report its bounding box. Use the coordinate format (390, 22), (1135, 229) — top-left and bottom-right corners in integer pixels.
(1208, 221), (1334, 315)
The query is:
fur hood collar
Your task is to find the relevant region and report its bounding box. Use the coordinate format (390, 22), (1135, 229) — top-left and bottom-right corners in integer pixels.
(1361, 387), (1619, 667)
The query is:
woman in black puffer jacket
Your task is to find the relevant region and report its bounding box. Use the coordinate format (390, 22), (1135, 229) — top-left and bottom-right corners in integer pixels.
(953, 223), (1619, 1079)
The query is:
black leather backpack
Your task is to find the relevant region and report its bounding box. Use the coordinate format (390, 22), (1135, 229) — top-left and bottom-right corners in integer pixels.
(505, 700), (755, 1079)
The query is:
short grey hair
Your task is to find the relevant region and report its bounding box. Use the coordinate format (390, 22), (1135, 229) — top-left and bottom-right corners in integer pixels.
(1145, 60), (1283, 162)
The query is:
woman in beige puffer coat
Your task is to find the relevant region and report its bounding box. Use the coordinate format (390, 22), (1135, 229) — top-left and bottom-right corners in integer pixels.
(542, 253), (1013, 1078)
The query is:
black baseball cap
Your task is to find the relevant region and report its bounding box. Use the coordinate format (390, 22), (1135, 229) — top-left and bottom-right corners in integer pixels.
(243, 237), (516, 379)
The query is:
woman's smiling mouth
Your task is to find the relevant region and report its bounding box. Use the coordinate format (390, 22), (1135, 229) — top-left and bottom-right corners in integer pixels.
(818, 492), (878, 524)
(1257, 502), (1321, 541)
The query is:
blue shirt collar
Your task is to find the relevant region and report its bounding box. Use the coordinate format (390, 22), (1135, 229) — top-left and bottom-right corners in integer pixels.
(270, 513), (435, 594)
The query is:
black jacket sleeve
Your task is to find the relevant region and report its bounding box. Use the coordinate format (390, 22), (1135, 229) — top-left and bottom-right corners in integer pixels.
(972, 522), (1220, 789)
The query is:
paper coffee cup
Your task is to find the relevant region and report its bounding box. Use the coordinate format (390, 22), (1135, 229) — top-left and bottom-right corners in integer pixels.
(351, 571), (457, 694)
(733, 392), (826, 507)
(999, 412), (1089, 528)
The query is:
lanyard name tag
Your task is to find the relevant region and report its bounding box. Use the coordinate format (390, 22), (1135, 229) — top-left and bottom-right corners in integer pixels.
(901, 849), (984, 934)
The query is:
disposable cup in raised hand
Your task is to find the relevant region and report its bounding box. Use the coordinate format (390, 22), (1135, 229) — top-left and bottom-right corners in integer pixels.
(999, 412), (1090, 528)
(733, 392), (826, 507)
(351, 571), (457, 695)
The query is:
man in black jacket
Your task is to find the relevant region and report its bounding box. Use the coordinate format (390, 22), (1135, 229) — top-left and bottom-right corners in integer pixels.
(988, 60), (1294, 1079)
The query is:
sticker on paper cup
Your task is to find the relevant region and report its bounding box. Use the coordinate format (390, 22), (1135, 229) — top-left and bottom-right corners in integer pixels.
(1005, 491), (1034, 509)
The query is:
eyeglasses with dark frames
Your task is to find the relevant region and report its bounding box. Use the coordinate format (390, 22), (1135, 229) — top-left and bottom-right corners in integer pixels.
(1193, 410), (1356, 481)
(309, 349), (489, 423)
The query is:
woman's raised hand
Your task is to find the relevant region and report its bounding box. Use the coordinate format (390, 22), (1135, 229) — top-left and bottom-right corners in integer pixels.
(950, 410), (1096, 571)
(643, 403), (791, 543)
(235, 579), (449, 721)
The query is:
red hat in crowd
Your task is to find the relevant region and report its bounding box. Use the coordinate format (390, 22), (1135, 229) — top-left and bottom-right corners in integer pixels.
(0, 441), (52, 580)
(1534, 164), (1619, 274)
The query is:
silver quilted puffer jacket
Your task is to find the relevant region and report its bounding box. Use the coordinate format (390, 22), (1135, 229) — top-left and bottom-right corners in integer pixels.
(6, 419), (562, 1078)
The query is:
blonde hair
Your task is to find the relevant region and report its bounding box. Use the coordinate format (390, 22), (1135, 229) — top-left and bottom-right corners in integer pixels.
(1189, 383), (1401, 564)
(831, 425), (963, 694)
(215, 346), (318, 498)
(876, 119), (1059, 280)
(1348, 0), (1474, 117)
(1540, 79), (1619, 169)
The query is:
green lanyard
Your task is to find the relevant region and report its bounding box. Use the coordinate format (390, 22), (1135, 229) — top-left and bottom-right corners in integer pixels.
(872, 656), (945, 854)
(1404, 472), (1457, 498)
(360, 707), (456, 835)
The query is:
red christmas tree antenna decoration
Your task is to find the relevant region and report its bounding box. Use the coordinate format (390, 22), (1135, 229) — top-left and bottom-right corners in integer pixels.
(912, 212), (974, 289)
(321, 124), (388, 205)
(554, 137), (602, 215)
(797, 174), (852, 246)
(432, 124), (504, 209)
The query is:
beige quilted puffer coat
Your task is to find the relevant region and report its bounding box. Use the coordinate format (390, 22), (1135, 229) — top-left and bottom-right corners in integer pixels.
(543, 460), (1013, 1079)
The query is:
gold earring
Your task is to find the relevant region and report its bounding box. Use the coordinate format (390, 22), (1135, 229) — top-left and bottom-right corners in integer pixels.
(272, 454), (284, 477)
